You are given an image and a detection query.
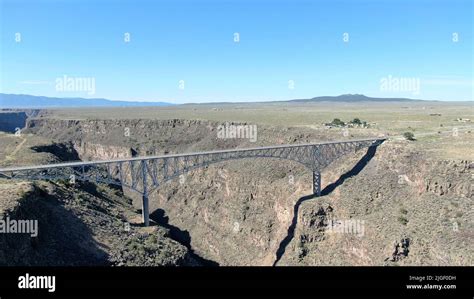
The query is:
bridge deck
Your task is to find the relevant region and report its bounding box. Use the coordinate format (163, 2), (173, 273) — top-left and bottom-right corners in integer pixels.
(0, 137), (385, 172)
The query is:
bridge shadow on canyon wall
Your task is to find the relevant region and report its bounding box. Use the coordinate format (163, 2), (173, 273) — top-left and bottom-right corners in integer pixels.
(150, 209), (219, 266)
(272, 145), (380, 266)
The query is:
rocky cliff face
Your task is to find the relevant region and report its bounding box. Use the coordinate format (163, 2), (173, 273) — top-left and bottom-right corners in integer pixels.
(146, 159), (308, 265)
(25, 118), (325, 265)
(73, 141), (132, 160)
(0, 180), (199, 266)
(22, 118), (473, 266)
(277, 142), (473, 266)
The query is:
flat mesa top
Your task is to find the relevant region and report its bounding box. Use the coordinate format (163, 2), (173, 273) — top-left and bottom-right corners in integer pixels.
(0, 138), (385, 172)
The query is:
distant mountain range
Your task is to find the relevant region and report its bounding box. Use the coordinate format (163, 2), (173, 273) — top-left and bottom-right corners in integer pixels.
(0, 93), (427, 108)
(186, 94), (426, 105)
(287, 94), (424, 103)
(0, 94), (174, 108)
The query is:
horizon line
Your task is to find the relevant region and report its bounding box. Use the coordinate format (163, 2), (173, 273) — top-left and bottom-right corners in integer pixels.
(1, 93), (473, 105)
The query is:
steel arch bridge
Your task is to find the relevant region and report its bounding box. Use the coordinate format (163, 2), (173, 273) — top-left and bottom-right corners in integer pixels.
(0, 138), (385, 226)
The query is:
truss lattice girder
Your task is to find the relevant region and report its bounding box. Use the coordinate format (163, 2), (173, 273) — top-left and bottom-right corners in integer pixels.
(0, 139), (384, 195)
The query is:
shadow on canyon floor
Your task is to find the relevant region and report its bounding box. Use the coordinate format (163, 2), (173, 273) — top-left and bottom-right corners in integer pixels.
(150, 208), (219, 266)
(272, 145), (380, 266)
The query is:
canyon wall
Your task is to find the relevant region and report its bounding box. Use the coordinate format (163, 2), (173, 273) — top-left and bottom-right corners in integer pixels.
(26, 118), (330, 265)
(23, 118), (473, 266)
(0, 112), (28, 133)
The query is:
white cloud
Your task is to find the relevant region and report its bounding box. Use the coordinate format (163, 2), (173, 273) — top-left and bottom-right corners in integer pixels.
(18, 80), (52, 85)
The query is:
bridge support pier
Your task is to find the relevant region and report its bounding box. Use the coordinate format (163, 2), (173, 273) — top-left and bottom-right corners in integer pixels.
(142, 193), (150, 226)
(313, 171), (321, 196)
(141, 161), (150, 226)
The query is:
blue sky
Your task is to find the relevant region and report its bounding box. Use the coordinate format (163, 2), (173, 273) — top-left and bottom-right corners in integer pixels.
(1, 0), (472, 102)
